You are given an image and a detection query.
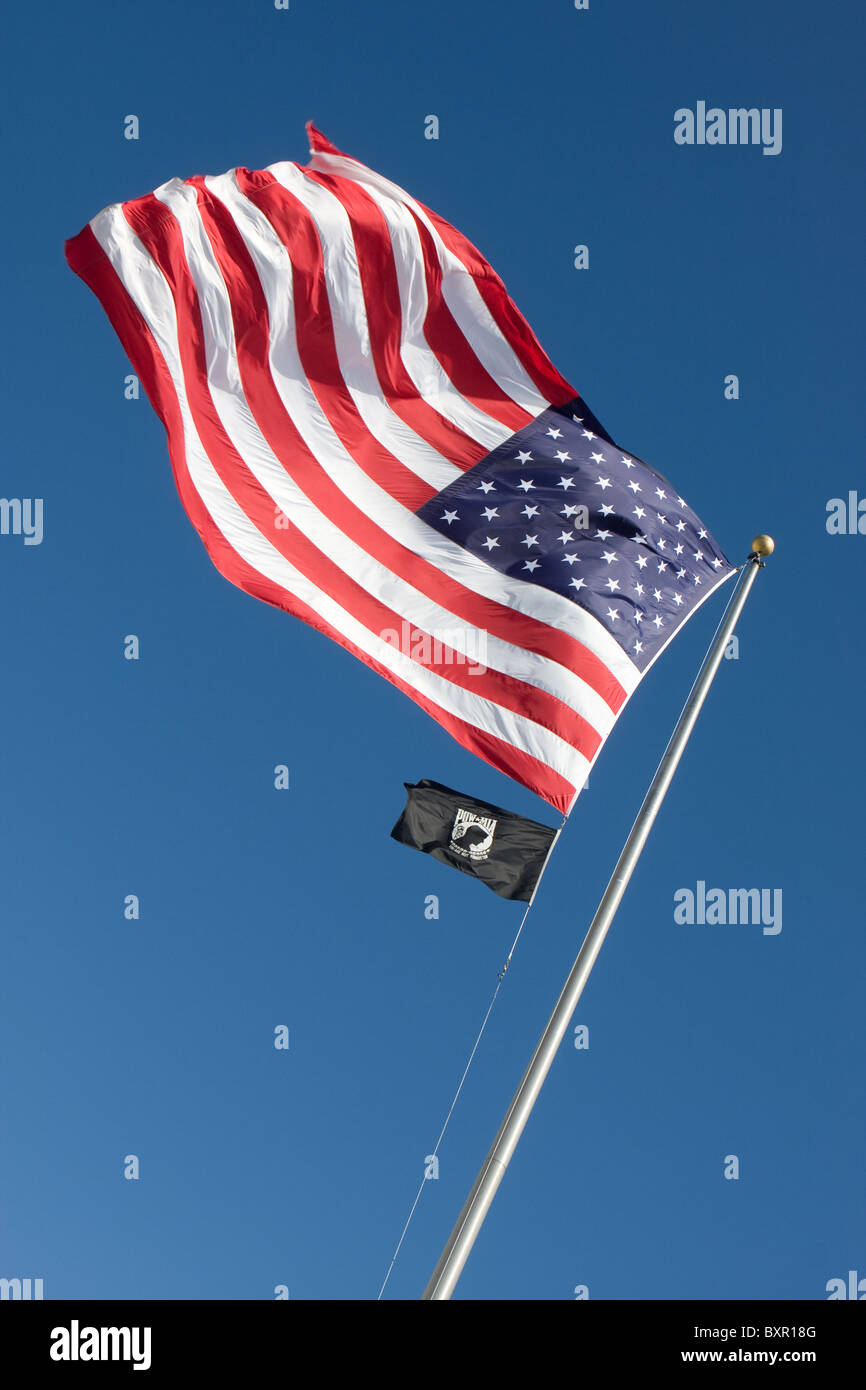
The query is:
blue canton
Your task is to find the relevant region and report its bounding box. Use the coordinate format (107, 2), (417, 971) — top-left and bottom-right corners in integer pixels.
(416, 398), (735, 672)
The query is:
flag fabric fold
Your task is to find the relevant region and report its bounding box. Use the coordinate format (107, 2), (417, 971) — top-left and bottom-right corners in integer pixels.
(391, 780), (558, 902)
(65, 122), (735, 815)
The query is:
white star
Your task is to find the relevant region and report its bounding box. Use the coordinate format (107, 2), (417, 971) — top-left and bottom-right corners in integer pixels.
(601, 549), (619, 565)
(571, 415), (584, 424)
(711, 557), (723, 569)
(675, 520), (686, 532)
(657, 514), (667, 526)
(628, 480), (642, 494)
(557, 530), (575, 545)
(560, 504), (579, 518)
(596, 476), (612, 491)
(606, 606), (620, 622)
(521, 504), (540, 519)
(655, 487), (667, 500)
(673, 592), (684, 606)
(652, 614), (664, 629)
(570, 576), (587, 592)
(516, 450), (533, 465)
(634, 609), (644, 622)
(677, 568), (688, 579)
(622, 457), (634, 469)
(481, 536), (499, 551)
(520, 534), (539, 549)
(657, 537), (667, 550)
(555, 450), (572, 463)
(546, 427), (563, 439)
(657, 560), (668, 573)
(633, 639), (644, 653)
(582, 429), (596, 440)
(523, 559), (540, 573)
(636, 555), (649, 570)
(481, 506), (499, 521)
(693, 551), (704, 562)
(674, 543), (684, 555)
(633, 582), (645, 596)
(595, 528), (612, 540)
(478, 480), (496, 494)
(598, 503), (615, 517)
(693, 575), (702, 585)
(590, 451), (606, 465)
(677, 496), (687, 508)
(517, 479), (535, 493)
(558, 476), (576, 490)
(698, 528), (707, 538)
(561, 552), (580, 566)
(653, 588), (663, 602)
(441, 510), (458, 525)
(605, 577), (621, 592)
(633, 505), (646, 519)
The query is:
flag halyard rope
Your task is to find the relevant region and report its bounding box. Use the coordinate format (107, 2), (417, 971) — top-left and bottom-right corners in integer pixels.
(376, 813), (567, 1299)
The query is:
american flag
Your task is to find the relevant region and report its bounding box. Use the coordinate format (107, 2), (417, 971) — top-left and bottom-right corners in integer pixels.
(65, 124), (734, 815)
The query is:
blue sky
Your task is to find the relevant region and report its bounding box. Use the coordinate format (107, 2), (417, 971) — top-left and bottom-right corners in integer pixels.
(1, 0), (863, 1300)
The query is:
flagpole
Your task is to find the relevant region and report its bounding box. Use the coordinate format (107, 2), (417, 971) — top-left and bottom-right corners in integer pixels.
(422, 536), (774, 1301)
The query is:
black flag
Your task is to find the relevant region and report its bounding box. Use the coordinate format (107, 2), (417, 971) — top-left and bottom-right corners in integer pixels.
(391, 780), (558, 902)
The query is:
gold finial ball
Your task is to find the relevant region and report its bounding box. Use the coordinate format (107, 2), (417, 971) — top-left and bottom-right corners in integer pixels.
(751, 534), (775, 556)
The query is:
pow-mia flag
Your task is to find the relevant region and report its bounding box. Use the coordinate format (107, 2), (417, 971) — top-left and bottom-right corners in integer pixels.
(391, 780), (558, 902)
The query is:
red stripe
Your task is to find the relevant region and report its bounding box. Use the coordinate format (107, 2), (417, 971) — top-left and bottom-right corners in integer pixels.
(413, 199), (578, 408)
(279, 583), (578, 813)
(307, 122), (344, 156)
(192, 176), (626, 719)
(65, 225), (243, 585)
(66, 222), (576, 812)
(222, 170), (433, 512)
(305, 168), (532, 434)
(302, 123), (577, 408)
(291, 167), (488, 470)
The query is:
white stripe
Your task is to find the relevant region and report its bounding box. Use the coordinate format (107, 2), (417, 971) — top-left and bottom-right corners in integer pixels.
(210, 171), (640, 699)
(306, 169), (519, 448)
(304, 148), (554, 415)
(231, 174), (459, 495)
(90, 204), (590, 794)
(330, 171), (544, 423)
(152, 178), (618, 745)
(269, 162), (510, 452)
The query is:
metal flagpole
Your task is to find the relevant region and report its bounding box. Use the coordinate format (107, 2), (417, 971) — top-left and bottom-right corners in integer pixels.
(422, 536), (774, 1301)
